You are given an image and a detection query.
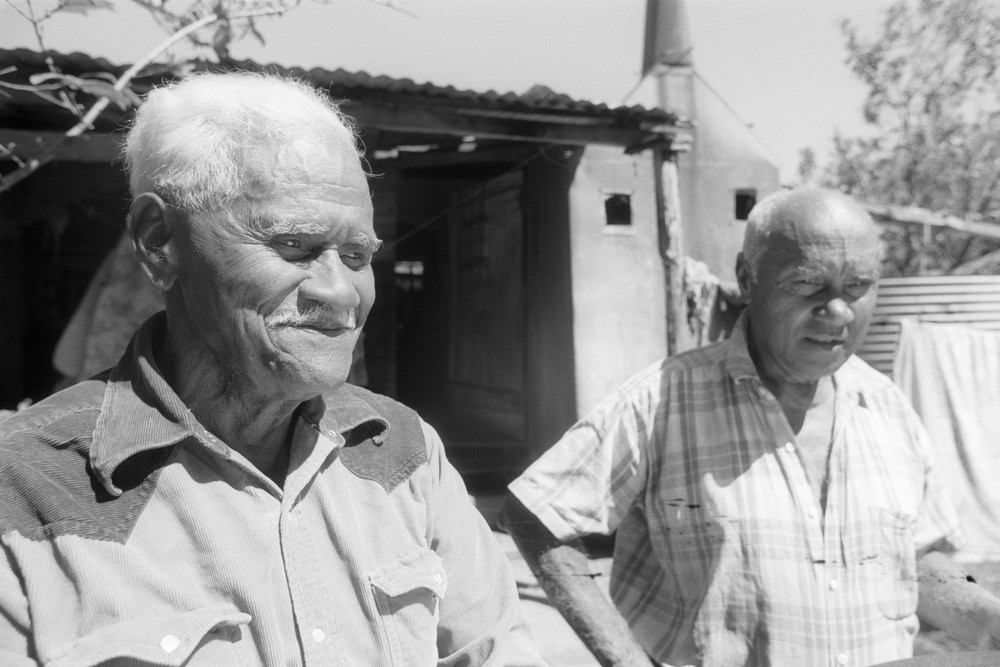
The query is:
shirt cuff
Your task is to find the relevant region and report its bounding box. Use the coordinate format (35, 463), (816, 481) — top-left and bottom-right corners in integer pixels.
(507, 477), (584, 543)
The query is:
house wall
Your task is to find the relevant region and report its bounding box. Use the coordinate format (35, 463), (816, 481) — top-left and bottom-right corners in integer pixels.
(568, 145), (667, 417)
(677, 75), (780, 283)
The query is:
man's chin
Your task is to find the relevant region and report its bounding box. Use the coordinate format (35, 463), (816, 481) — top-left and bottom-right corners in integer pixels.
(301, 364), (354, 391)
(791, 357), (850, 384)
(260, 355), (354, 396)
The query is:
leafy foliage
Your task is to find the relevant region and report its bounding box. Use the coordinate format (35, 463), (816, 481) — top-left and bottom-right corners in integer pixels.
(816, 0), (1000, 275)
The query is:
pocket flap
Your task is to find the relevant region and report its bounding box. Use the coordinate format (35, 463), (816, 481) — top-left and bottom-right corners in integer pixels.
(369, 547), (447, 599)
(47, 605), (251, 667)
(878, 507), (917, 535)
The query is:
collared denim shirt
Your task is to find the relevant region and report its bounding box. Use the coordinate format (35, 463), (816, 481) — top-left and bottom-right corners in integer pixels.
(0, 313), (544, 667)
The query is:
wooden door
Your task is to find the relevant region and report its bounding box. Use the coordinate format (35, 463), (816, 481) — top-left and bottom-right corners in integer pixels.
(445, 171), (526, 443)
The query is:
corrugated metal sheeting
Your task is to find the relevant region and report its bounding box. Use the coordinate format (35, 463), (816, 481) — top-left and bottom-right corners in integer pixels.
(858, 275), (1000, 375)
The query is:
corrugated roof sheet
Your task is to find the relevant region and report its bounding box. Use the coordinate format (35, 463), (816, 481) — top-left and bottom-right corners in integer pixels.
(0, 48), (678, 124)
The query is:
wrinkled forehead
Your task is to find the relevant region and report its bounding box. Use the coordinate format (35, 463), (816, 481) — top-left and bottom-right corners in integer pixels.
(229, 122), (374, 226)
(766, 197), (881, 271)
(280, 123), (369, 192)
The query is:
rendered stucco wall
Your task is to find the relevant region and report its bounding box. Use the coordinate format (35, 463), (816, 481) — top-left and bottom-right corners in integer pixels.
(568, 145), (668, 417)
(678, 75), (780, 283)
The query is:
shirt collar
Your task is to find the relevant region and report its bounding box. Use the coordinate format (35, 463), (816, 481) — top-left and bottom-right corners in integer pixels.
(91, 312), (389, 496)
(724, 310), (869, 408)
(298, 387), (390, 445)
(724, 311), (759, 382)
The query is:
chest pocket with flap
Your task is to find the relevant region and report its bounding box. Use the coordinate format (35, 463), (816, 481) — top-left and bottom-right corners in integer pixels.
(369, 547), (448, 665)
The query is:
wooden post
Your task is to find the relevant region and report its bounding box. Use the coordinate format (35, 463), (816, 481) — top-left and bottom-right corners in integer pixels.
(655, 151), (686, 357)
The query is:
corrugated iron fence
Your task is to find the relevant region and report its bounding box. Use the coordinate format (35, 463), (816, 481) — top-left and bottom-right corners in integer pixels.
(857, 275), (1000, 376)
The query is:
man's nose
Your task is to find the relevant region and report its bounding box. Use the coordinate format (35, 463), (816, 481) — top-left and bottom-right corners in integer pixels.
(298, 255), (361, 309)
(818, 296), (855, 325)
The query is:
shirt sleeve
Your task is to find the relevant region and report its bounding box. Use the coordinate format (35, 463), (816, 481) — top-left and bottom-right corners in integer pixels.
(508, 378), (655, 542)
(421, 422), (546, 666)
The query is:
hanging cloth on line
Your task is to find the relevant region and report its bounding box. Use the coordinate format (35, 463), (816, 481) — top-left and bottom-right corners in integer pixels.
(893, 318), (1000, 562)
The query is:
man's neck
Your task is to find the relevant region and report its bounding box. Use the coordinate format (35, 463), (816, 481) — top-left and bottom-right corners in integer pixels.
(744, 320), (836, 432)
(762, 374), (834, 434)
(155, 332), (302, 487)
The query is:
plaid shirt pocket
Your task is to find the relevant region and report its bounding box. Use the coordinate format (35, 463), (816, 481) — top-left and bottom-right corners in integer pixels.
(873, 507), (919, 621)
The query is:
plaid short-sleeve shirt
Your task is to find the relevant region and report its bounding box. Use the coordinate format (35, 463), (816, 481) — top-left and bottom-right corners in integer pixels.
(509, 315), (962, 667)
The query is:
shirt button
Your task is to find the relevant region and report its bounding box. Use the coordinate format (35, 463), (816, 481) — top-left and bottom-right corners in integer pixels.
(807, 507), (817, 518)
(312, 627), (326, 644)
(783, 442), (795, 453)
(160, 635), (181, 653)
(829, 578), (840, 591)
(837, 652), (849, 665)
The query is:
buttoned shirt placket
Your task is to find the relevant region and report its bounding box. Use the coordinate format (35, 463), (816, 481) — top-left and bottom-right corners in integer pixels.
(279, 420), (348, 667)
(823, 385), (857, 667)
(210, 417), (348, 666)
(752, 376), (857, 667)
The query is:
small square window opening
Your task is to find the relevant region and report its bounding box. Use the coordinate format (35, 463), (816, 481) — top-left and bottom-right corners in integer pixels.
(735, 189), (757, 221)
(604, 194), (632, 226)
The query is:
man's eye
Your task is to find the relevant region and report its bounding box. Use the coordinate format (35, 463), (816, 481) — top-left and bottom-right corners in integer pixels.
(271, 237), (316, 260)
(785, 278), (824, 295)
(341, 249), (370, 268)
(271, 236), (303, 250)
(845, 281), (874, 298)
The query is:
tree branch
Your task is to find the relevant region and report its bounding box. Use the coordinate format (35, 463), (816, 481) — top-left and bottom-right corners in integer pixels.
(864, 202), (1000, 240)
(0, 4), (293, 196)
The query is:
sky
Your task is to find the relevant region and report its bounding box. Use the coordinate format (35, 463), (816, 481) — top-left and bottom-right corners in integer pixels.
(1, 0), (896, 182)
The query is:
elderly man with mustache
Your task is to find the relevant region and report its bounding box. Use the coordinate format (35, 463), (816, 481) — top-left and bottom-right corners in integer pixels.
(0, 72), (543, 666)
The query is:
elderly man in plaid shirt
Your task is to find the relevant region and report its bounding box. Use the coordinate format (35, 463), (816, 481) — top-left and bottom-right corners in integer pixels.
(503, 188), (1000, 666)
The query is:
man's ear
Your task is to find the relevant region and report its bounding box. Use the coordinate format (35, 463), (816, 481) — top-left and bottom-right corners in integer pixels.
(128, 192), (178, 291)
(735, 252), (752, 299)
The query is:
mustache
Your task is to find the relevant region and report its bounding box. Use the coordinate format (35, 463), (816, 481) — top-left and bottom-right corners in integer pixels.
(266, 307), (357, 330)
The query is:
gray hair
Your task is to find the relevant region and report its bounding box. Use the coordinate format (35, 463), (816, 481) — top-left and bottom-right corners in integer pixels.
(125, 71), (360, 230)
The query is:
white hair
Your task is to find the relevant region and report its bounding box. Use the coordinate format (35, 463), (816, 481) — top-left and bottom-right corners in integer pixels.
(125, 71), (360, 229)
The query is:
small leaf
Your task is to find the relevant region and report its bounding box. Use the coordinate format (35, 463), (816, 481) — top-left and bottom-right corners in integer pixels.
(77, 79), (133, 109)
(121, 87), (143, 108)
(29, 72), (84, 89)
(58, 0), (114, 14)
(83, 71), (119, 84)
(77, 78), (115, 97)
